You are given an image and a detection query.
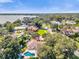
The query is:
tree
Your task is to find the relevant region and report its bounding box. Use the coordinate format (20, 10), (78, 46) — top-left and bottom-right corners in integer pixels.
(0, 36), (20, 59)
(22, 17), (30, 25)
(4, 21), (14, 32)
(4, 21), (11, 27)
(34, 18), (43, 29)
(13, 19), (22, 26)
(18, 34), (31, 49)
(0, 24), (2, 28)
(38, 32), (76, 59)
(38, 45), (56, 59)
(75, 19), (79, 24)
(6, 23), (14, 32)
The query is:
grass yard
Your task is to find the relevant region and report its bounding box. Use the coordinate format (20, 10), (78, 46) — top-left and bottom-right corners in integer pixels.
(37, 29), (47, 36)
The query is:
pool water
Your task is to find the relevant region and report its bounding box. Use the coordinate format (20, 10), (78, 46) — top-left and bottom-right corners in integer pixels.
(24, 52), (35, 56)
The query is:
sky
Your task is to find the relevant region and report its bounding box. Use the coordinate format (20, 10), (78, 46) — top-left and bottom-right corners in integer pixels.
(0, 0), (79, 13)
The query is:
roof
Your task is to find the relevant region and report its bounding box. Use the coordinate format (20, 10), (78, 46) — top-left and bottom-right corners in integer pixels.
(14, 25), (28, 30)
(15, 27), (26, 30)
(51, 21), (61, 25)
(27, 40), (38, 50)
(66, 21), (76, 24)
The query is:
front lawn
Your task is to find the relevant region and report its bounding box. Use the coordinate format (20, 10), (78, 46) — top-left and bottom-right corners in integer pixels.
(37, 29), (47, 36)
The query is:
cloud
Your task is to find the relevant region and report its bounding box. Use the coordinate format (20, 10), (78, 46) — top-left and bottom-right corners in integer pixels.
(0, 0), (13, 3)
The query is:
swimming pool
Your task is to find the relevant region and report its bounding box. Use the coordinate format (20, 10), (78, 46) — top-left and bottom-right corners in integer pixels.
(24, 51), (35, 56)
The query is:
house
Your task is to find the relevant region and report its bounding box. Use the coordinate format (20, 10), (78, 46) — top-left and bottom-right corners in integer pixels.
(27, 40), (38, 50)
(51, 21), (62, 25)
(61, 27), (75, 36)
(61, 26), (79, 36)
(27, 26), (38, 32)
(22, 40), (38, 59)
(64, 30), (74, 36)
(23, 15), (39, 18)
(14, 25), (28, 37)
(14, 25), (28, 30)
(73, 27), (79, 33)
(66, 21), (76, 25)
(42, 23), (51, 30)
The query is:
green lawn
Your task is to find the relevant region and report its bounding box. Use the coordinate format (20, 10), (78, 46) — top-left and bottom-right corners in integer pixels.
(37, 29), (47, 36)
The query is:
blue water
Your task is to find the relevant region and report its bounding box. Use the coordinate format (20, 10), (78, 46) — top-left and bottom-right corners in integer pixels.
(24, 52), (35, 56)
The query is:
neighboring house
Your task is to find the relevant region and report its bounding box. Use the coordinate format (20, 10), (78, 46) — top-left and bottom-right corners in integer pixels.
(14, 25), (28, 30)
(61, 28), (75, 36)
(64, 31), (74, 36)
(66, 21), (76, 25)
(14, 25), (28, 37)
(23, 15), (39, 18)
(42, 23), (51, 30)
(51, 21), (62, 25)
(61, 25), (77, 36)
(27, 26), (38, 32)
(73, 27), (79, 33)
(61, 26), (79, 36)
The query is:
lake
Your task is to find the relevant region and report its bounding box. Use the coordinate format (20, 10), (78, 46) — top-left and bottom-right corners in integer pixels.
(0, 14), (38, 24)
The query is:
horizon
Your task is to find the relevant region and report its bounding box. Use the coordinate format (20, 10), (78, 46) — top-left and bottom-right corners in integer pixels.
(1, 12), (79, 14)
(0, 13), (79, 24)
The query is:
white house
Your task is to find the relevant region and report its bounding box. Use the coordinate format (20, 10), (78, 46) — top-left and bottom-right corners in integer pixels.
(51, 21), (62, 25)
(14, 25), (28, 30)
(14, 25), (28, 37)
(66, 21), (76, 24)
